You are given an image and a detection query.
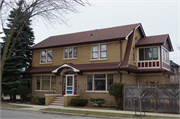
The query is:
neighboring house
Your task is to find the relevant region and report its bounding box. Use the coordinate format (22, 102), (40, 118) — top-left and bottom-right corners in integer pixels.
(170, 60), (180, 83)
(27, 23), (174, 107)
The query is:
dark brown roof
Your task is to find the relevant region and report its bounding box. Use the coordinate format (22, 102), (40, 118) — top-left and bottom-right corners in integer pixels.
(26, 62), (121, 74)
(26, 66), (59, 74)
(30, 23), (141, 50)
(136, 34), (169, 46)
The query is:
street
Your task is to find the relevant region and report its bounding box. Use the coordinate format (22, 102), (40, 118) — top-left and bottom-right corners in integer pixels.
(0, 109), (108, 119)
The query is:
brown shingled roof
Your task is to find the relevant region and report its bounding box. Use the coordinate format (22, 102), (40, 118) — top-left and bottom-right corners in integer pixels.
(30, 23), (141, 50)
(27, 62), (120, 74)
(136, 34), (168, 46)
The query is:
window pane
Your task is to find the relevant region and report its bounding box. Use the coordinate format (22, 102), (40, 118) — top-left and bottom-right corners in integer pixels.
(69, 48), (72, 58)
(94, 74), (106, 78)
(42, 76), (50, 79)
(153, 47), (158, 60)
(145, 48), (152, 60)
(92, 46), (98, 51)
(67, 76), (72, 86)
(41, 51), (46, 62)
(64, 48), (68, 58)
(36, 76), (40, 90)
(87, 75), (92, 90)
(100, 45), (106, 51)
(73, 47), (77, 57)
(133, 48), (135, 61)
(107, 74), (113, 90)
(94, 80), (105, 90)
(92, 52), (98, 59)
(139, 49), (144, 60)
(101, 51), (106, 58)
(47, 50), (52, 62)
(42, 80), (50, 90)
(51, 76), (56, 90)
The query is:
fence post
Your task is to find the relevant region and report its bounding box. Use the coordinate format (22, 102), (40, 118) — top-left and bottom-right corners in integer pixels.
(155, 84), (158, 113)
(123, 84), (125, 111)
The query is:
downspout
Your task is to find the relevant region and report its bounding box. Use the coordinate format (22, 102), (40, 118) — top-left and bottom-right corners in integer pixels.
(118, 39), (123, 82)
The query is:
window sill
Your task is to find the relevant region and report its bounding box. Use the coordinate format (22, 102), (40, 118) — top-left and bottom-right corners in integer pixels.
(39, 62), (52, 64)
(63, 58), (77, 60)
(90, 58), (107, 62)
(85, 91), (109, 93)
(34, 90), (56, 92)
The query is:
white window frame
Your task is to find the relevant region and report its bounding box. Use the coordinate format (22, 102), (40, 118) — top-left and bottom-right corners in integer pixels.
(35, 76), (56, 91)
(91, 44), (107, 61)
(162, 47), (169, 64)
(86, 74), (113, 92)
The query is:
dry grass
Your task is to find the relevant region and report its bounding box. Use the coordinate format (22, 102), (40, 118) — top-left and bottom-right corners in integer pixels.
(1, 102), (33, 108)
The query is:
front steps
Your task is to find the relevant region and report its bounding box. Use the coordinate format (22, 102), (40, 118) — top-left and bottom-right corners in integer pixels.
(49, 96), (64, 106)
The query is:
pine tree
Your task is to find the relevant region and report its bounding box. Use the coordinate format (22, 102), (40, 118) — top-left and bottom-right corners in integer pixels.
(1, 1), (34, 101)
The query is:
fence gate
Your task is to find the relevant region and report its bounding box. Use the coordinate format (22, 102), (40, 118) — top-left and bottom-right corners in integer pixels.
(124, 84), (179, 113)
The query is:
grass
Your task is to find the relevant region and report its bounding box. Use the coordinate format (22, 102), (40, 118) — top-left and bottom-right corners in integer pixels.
(67, 106), (115, 110)
(41, 108), (178, 119)
(1, 102), (33, 108)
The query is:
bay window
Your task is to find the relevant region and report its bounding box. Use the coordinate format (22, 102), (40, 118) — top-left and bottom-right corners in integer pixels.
(36, 76), (56, 90)
(92, 44), (107, 59)
(41, 50), (52, 63)
(87, 74), (113, 91)
(139, 47), (158, 60)
(64, 47), (77, 59)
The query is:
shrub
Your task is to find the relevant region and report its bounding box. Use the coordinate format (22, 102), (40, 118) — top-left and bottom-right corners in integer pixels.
(89, 98), (106, 107)
(35, 97), (45, 104)
(71, 98), (88, 106)
(109, 82), (124, 109)
(27, 94), (35, 101)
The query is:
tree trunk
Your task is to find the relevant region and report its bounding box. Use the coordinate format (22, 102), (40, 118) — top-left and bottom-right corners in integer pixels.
(13, 94), (16, 101)
(10, 95), (13, 101)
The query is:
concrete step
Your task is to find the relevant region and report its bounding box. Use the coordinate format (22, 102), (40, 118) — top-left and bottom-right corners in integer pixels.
(49, 104), (64, 106)
(54, 98), (64, 101)
(50, 103), (64, 105)
(52, 100), (63, 103)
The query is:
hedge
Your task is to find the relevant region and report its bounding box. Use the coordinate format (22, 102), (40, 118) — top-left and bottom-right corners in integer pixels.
(71, 98), (88, 106)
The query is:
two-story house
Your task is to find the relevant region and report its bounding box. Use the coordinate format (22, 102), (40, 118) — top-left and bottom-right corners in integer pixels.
(27, 23), (174, 107)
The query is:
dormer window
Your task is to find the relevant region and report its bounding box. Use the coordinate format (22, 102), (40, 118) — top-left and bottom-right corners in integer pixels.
(41, 50), (52, 63)
(64, 47), (77, 59)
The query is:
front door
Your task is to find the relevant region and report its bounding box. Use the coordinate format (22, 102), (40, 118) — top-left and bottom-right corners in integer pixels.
(66, 75), (74, 95)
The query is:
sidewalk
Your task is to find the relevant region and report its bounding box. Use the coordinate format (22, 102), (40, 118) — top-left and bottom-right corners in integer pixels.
(2, 103), (180, 118)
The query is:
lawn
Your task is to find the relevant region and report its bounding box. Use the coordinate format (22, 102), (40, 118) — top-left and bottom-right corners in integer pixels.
(41, 108), (178, 119)
(1, 102), (33, 108)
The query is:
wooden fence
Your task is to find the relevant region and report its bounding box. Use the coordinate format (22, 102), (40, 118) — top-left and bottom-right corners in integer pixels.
(123, 84), (180, 113)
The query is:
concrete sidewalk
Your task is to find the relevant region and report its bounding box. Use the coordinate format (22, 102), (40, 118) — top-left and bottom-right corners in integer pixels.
(2, 103), (180, 118)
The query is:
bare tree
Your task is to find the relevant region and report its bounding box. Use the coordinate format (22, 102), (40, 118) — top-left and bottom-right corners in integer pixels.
(0, 0), (89, 94)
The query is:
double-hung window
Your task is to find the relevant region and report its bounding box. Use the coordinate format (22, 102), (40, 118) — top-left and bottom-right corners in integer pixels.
(64, 47), (77, 59)
(162, 48), (169, 63)
(87, 74), (113, 91)
(139, 47), (158, 61)
(41, 50), (52, 63)
(36, 76), (56, 90)
(92, 44), (107, 59)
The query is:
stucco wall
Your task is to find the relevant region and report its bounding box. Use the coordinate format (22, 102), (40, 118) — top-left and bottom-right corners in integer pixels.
(32, 41), (120, 67)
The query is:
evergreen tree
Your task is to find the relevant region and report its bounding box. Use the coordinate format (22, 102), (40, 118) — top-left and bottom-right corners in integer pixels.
(1, 1), (34, 101)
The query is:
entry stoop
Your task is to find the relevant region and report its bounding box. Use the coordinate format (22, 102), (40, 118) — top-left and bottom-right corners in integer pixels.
(49, 96), (64, 106)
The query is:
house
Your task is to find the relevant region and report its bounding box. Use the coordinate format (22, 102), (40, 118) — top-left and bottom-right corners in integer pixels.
(170, 60), (180, 83)
(27, 23), (174, 107)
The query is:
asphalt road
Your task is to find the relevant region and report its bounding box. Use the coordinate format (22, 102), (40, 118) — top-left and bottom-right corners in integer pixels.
(0, 109), (107, 119)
